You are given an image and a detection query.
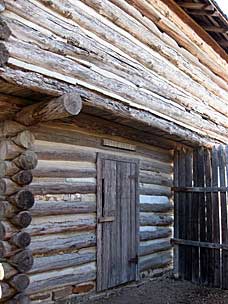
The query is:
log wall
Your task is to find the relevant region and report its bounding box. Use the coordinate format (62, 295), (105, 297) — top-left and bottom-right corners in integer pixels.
(0, 120), (37, 303)
(26, 118), (173, 303)
(1, 0), (228, 145)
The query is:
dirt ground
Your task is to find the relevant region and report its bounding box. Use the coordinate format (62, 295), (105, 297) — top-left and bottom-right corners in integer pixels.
(87, 274), (228, 304)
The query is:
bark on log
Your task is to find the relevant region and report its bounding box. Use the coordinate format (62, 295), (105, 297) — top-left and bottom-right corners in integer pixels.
(11, 171), (33, 186)
(8, 274), (30, 292)
(0, 42), (9, 67)
(10, 211), (32, 228)
(9, 249), (33, 272)
(16, 93), (82, 126)
(14, 151), (38, 170)
(10, 232), (31, 248)
(0, 160), (6, 178)
(0, 140), (24, 161)
(0, 241), (21, 258)
(9, 190), (34, 210)
(12, 131), (35, 149)
(140, 202), (173, 213)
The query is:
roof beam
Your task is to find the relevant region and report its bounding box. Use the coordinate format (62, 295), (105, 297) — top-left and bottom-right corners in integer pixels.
(203, 25), (228, 33)
(177, 2), (214, 10)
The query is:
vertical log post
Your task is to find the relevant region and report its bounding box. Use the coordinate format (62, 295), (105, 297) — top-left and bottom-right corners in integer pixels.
(0, 121), (37, 303)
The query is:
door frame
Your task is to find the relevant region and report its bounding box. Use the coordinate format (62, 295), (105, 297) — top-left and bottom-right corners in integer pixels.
(96, 153), (140, 291)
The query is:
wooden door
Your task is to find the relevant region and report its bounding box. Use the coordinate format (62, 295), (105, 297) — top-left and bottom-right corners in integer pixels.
(97, 154), (139, 291)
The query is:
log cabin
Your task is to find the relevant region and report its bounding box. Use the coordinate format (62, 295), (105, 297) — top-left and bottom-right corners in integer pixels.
(0, 0), (228, 302)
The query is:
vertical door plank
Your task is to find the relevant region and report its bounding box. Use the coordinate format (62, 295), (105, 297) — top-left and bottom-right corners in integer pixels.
(185, 150), (193, 281)
(218, 146), (228, 289)
(173, 150), (180, 278)
(97, 156), (103, 291)
(130, 162), (137, 281)
(192, 149), (199, 283)
(178, 149), (186, 278)
(204, 149), (214, 286)
(198, 148), (207, 284)
(211, 147), (221, 287)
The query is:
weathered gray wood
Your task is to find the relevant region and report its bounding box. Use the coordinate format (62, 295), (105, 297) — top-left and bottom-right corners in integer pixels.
(0, 18), (11, 40)
(27, 182), (96, 195)
(30, 200), (96, 216)
(10, 211), (32, 228)
(14, 150), (38, 170)
(139, 238), (171, 256)
(12, 130), (35, 149)
(139, 250), (172, 271)
(9, 190), (34, 210)
(9, 273), (30, 291)
(140, 213), (173, 226)
(0, 262), (17, 280)
(27, 262), (96, 295)
(11, 170), (33, 186)
(10, 231), (31, 248)
(0, 140), (24, 160)
(0, 178), (22, 196)
(7, 293), (30, 304)
(140, 227), (172, 241)
(9, 249), (33, 272)
(29, 248), (96, 274)
(29, 231), (96, 254)
(0, 121), (25, 138)
(16, 93), (82, 126)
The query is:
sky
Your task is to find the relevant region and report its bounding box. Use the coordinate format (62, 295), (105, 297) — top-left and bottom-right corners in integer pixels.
(215, 0), (228, 15)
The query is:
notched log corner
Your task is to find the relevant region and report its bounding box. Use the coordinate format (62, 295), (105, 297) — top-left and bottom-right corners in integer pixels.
(0, 42), (9, 67)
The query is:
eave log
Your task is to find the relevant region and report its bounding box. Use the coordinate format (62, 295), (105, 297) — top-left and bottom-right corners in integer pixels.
(15, 93), (82, 126)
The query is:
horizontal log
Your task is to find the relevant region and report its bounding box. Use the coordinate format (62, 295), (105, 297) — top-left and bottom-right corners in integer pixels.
(140, 184), (171, 196)
(1, 67), (215, 147)
(30, 247), (96, 274)
(25, 214), (96, 236)
(27, 262), (96, 295)
(16, 93), (82, 126)
(9, 249), (33, 272)
(12, 130), (35, 149)
(140, 226), (172, 241)
(139, 238), (171, 256)
(11, 170), (33, 186)
(0, 240), (20, 258)
(31, 200), (96, 216)
(27, 182), (96, 195)
(140, 171), (172, 187)
(30, 231), (96, 255)
(33, 161), (96, 178)
(140, 201), (173, 213)
(34, 141), (96, 162)
(140, 212), (173, 226)
(14, 150), (38, 170)
(9, 190), (34, 210)
(72, 281), (95, 295)
(0, 42), (9, 67)
(139, 250), (172, 271)
(0, 140), (24, 160)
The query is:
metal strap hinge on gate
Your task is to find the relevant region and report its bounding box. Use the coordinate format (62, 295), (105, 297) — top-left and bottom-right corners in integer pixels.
(171, 238), (228, 250)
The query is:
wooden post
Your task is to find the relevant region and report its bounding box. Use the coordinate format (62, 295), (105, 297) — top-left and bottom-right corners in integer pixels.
(15, 93), (82, 126)
(0, 121), (36, 302)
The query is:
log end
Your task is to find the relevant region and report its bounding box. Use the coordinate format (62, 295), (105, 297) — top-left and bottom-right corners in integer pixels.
(0, 42), (9, 66)
(64, 93), (82, 116)
(10, 190), (34, 210)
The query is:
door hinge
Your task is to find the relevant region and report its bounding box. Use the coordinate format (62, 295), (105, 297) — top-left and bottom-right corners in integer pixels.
(129, 255), (138, 264)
